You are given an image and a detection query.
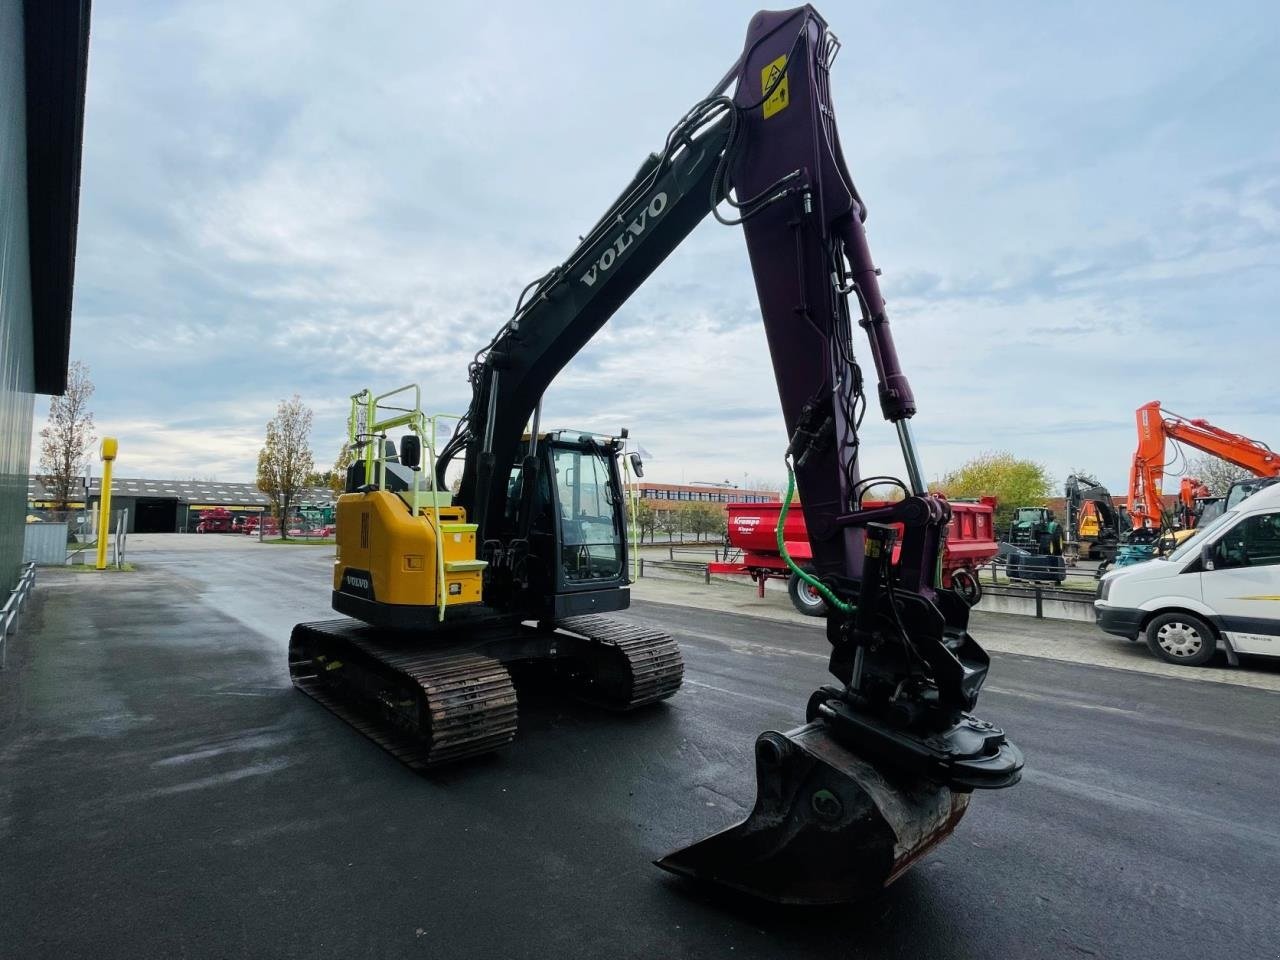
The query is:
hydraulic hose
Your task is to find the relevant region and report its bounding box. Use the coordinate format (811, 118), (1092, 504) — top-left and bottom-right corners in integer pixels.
(777, 459), (855, 615)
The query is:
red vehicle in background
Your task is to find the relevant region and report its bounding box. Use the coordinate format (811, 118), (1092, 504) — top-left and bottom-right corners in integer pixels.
(195, 507), (236, 533)
(708, 497), (998, 615)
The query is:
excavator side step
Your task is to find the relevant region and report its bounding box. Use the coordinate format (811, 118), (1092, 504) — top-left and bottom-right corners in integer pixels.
(289, 619), (518, 769)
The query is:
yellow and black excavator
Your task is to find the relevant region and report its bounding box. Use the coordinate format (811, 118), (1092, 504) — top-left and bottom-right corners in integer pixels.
(289, 5), (1022, 905)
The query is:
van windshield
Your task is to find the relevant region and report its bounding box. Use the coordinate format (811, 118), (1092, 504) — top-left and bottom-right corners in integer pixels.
(1166, 509), (1240, 563)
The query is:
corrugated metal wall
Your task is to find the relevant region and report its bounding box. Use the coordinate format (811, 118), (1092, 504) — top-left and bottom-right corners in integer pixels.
(23, 522), (66, 565)
(0, 3), (37, 593)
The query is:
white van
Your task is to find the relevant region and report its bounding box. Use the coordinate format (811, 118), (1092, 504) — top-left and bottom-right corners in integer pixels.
(1095, 482), (1280, 666)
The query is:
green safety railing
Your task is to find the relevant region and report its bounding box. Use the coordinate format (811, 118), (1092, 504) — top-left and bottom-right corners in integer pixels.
(348, 385), (465, 621)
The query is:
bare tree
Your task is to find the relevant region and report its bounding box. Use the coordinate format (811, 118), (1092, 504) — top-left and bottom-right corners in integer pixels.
(330, 443), (355, 498)
(742, 476), (783, 499)
(256, 396), (315, 540)
(305, 445), (356, 498)
(38, 360), (96, 515)
(1186, 454), (1254, 497)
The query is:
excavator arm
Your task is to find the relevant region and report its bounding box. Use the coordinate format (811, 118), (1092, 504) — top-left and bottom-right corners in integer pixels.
(430, 4), (1022, 903)
(1129, 400), (1280, 532)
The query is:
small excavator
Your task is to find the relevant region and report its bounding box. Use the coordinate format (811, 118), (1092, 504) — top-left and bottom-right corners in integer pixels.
(289, 5), (1022, 905)
(1064, 474), (1120, 562)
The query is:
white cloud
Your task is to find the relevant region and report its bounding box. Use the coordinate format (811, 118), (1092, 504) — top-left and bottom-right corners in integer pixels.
(53, 0), (1280, 503)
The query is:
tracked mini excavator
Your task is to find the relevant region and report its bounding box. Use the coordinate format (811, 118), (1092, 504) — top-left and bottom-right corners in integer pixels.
(289, 5), (1023, 904)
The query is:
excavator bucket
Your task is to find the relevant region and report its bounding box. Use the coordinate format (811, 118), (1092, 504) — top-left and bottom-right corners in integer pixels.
(656, 722), (969, 905)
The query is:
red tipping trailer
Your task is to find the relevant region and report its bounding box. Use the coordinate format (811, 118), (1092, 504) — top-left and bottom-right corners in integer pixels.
(708, 497), (998, 615)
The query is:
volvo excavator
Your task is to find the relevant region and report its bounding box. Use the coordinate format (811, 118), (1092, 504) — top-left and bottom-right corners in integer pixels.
(288, 5), (1022, 905)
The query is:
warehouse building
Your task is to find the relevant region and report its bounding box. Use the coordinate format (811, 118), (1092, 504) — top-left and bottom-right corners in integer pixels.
(0, 3), (92, 590)
(27, 476), (334, 534)
(627, 482), (778, 506)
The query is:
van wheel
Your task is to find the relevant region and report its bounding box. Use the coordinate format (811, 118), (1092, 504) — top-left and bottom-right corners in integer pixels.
(788, 573), (828, 617)
(1145, 612), (1217, 666)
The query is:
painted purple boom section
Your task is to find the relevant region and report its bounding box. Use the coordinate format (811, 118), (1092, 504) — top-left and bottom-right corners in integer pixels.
(731, 5), (916, 580)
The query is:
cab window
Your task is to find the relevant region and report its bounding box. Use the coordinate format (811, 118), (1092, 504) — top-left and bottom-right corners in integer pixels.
(552, 446), (622, 582)
(1210, 512), (1280, 570)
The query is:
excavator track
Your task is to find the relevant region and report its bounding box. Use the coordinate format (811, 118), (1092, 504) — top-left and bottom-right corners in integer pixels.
(289, 619), (518, 769)
(553, 615), (684, 710)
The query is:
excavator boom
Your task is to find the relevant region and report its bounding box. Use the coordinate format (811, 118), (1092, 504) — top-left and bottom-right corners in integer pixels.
(1129, 401), (1279, 531)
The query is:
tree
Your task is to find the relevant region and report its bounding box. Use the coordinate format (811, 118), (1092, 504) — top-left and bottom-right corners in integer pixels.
(687, 502), (726, 541)
(38, 360), (96, 516)
(307, 443), (357, 498)
(657, 507), (681, 542)
(1186, 454), (1254, 497)
(256, 396), (315, 539)
(330, 444), (355, 498)
(936, 451), (1053, 532)
(634, 500), (657, 543)
(742, 476), (783, 498)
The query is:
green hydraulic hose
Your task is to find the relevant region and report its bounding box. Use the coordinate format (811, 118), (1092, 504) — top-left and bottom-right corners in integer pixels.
(777, 460), (856, 615)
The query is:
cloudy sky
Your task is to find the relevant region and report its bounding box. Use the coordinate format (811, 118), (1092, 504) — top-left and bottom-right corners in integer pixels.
(43, 0), (1280, 493)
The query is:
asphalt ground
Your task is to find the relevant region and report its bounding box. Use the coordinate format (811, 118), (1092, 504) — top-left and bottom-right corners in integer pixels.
(2, 537), (1278, 959)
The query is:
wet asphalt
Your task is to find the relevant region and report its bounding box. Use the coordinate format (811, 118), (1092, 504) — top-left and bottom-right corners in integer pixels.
(1, 542), (1277, 959)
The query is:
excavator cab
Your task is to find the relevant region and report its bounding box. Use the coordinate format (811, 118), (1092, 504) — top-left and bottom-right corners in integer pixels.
(495, 432), (632, 619)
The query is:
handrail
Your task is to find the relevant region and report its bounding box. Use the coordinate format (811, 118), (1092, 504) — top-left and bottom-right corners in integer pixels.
(348, 385), (466, 623)
(426, 413), (464, 622)
(1, 562), (37, 670)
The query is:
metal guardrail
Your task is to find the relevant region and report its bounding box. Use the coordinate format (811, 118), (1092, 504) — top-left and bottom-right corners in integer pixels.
(980, 582), (1095, 618)
(641, 553), (1096, 621)
(638, 557), (714, 584)
(1, 562), (37, 669)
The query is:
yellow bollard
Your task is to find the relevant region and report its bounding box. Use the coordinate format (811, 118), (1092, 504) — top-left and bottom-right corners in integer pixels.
(96, 437), (118, 570)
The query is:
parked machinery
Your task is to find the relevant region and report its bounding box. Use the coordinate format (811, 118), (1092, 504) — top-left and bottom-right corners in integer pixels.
(1128, 401), (1280, 542)
(711, 496), (998, 614)
(1003, 507), (1066, 583)
(288, 6), (1021, 905)
(1064, 474), (1120, 562)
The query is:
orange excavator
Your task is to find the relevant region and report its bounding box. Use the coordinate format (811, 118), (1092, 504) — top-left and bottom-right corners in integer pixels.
(1128, 401), (1280, 536)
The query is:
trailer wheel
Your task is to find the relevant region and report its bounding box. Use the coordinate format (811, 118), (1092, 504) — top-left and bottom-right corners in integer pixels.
(951, 569), (982, 607)
(788, 573), (828, 617)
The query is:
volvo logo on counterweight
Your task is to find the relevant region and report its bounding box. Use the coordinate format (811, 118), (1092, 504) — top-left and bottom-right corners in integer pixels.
(343, 569), (374, 599)
(579, 192), (668, 287)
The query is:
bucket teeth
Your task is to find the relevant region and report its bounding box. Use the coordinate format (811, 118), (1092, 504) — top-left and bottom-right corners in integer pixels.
(656, 722), (970, 905)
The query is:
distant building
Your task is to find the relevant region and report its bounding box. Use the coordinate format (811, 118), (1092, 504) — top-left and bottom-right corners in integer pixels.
(626, 482), (779, 506)
(27, 476), (334, 534)
(1, 4), (92, 589)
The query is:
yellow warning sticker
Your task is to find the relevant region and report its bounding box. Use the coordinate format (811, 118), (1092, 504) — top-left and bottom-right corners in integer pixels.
(761, 55), (789, 119)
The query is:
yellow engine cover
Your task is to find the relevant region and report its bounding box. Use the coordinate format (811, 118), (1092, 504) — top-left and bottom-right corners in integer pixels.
(333, 490), (484, 610)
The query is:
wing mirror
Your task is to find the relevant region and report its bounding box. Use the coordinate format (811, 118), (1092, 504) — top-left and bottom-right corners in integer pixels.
(628, 451), (645, 478)
(1200, 543), (1215, 571)
(400, 435), (422, 470)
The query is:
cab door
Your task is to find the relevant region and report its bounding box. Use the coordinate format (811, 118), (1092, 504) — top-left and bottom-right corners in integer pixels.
(549, 442), (627, 593)
(1202, 509), (1280, 656)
